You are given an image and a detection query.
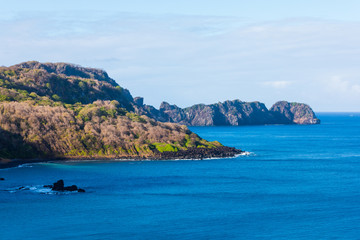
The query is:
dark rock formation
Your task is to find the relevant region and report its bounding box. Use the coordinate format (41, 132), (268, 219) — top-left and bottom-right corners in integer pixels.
(51, 179), (65, 191)
(133, 97), (144, 106)
(64, 185), (78, 191)
(159, 102), (189, 124)
(156, 146), (243, 159)
(139, 99), (319, 126)
(134, 103), (170, 122)
(0, 177), (4, 180)
(47, 179), (85, 192)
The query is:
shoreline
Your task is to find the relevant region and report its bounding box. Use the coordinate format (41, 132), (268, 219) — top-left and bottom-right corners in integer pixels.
(0, 147), (243, 169)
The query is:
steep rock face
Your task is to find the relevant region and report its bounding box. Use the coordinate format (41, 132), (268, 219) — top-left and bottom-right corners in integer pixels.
(133, 100), (169, 123)
(146, 99), (319, 126)
(270, 101), (320, 124)
(160, 102), (190, 125)
(133, 97), (144, 106)
(183, 100), (275, 126)
(157, 100), (277, 126)
(213, 100), (275, 125)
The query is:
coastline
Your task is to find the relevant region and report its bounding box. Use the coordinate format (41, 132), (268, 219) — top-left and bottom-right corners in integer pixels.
(0, 146), (243, 169)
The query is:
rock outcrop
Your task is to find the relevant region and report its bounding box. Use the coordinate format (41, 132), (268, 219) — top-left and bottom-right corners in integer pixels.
(45, 179), (85, 192)
(139, 99), (320, 126)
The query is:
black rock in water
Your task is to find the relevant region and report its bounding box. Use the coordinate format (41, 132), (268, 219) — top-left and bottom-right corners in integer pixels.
(52, 180), (65, 191)
(63, 185), (78, 191)
(47, 179), (85, 192)
(0, 177), (4, 180)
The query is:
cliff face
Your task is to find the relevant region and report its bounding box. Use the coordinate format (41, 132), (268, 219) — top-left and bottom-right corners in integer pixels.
(139, 99), (320, 126)
(159, 100), (276, 126)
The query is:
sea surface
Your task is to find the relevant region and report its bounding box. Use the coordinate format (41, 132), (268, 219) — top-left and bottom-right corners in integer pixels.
(1, 113), (360, 240)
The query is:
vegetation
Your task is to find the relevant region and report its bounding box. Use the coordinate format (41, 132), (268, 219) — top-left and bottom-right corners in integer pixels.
(0, 62), (133, 110)
(0, 62), (225, 161)
(0, 101), (221, 159)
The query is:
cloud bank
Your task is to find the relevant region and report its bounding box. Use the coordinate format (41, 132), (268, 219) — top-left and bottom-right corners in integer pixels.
(1, 11), (360, 111)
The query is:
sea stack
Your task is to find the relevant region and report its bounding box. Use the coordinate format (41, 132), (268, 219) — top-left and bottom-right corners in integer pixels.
(270, 101), (320, 124)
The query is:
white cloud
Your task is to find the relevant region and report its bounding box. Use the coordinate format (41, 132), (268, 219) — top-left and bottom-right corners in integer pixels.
(262, 81), (292, 89)
(326, 76), (360, 94)
(1, 12), (360, 110)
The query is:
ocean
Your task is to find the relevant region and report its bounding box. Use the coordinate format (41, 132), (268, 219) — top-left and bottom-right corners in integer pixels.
(1, 113), (360, 240)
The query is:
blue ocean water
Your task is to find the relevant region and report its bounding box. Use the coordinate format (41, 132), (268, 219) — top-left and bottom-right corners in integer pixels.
(1, 113), (360, 240)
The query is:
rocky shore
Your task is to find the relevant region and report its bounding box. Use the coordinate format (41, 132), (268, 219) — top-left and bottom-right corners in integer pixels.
(155, 146), (243, 159)
(0, 146), (243, 169)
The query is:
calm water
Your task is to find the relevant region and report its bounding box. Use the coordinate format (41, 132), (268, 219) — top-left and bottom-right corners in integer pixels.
(1, 113), (360, 240)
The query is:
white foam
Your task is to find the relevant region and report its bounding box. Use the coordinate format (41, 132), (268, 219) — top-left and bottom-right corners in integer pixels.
(143, 151), (255, 161)
(238, 151), (254, 156)
(6, 185), (71, 195)
(17, 163), (34, 168)
(33, 187), (55, 194)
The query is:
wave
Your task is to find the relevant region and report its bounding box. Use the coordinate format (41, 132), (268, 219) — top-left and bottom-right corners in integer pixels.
(238, 151), (254, 156)
(17, 163), (35, 168)
(142, 151), (255, 161)
(5, 185), (74, 195)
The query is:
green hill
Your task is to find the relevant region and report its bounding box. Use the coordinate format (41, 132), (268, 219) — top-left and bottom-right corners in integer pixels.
(0, 61), (241, 167)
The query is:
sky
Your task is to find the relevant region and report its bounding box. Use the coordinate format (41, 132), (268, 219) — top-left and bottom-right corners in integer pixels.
(1, 1), (360, 112)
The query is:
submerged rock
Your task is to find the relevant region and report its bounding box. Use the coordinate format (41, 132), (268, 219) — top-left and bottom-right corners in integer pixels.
(0, 177), (4, 180)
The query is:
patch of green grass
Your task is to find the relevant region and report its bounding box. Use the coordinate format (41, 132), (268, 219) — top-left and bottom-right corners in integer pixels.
(151, 143), (179, 153)
(126, 112), (146, 123)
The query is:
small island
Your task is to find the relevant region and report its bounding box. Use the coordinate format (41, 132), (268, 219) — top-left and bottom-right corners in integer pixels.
(134, 99), (320, 126)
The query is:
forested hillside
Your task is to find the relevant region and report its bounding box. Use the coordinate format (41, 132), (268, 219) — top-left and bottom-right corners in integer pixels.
(0, 62), (241, 165)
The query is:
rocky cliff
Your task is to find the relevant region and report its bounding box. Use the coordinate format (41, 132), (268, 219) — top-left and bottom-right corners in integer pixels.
(137, 99), (320, 126)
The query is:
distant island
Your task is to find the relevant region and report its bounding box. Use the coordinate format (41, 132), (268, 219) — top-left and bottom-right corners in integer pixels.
(0, 61), (241, 168)
(133, 98), (320, 126)
(0, 61), (319, 168)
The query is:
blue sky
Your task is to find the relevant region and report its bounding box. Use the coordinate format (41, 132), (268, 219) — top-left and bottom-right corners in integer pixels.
(1, 1), (360, 111)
